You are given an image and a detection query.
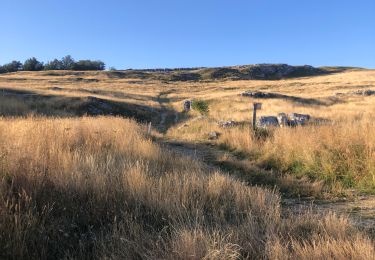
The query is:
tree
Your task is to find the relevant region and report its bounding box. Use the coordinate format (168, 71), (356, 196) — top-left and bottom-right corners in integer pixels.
(44, 59), (63, 70)
(73, 60), (105, 71)
(61, 55), (75, 70)
(23, 57), (44, 71)
(0, 60), (22, 73)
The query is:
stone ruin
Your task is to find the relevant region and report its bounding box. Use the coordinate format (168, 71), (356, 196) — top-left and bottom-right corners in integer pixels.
(257, 113), (311, 128)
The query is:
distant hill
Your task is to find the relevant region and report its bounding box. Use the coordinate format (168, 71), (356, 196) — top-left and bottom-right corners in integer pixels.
(106, 64), (360, 82)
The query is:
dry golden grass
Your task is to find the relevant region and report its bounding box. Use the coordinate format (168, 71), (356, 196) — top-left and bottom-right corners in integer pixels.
(0, 116), (374, 259)
(1, 69), (375, 194)
(2, 69), (375, 194)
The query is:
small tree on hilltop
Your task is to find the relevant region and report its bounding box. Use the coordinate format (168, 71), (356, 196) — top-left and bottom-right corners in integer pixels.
(192, 100), (209, 115)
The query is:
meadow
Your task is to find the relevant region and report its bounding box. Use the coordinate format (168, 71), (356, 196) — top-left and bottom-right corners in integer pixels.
(0, 68), (375, 258)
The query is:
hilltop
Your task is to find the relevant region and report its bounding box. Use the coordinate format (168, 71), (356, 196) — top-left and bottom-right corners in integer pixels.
(107, 63), (359, 81)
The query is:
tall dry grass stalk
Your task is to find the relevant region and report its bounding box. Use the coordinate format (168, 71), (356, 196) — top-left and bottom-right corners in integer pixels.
(0, 116), (374, 259)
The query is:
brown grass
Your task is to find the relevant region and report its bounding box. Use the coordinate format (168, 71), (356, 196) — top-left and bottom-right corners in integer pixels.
(0, 116), (373, 259)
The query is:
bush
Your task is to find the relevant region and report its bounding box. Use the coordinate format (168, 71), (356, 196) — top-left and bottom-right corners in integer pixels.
(192, 100), (209, 115)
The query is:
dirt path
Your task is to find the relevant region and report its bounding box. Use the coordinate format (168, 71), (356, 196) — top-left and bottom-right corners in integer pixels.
(161, 139), (375, 236)
(156, 90), (179, 132)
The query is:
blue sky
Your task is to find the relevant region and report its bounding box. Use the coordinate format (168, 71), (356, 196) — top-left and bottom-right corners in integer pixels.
(1, 0), (374, 69)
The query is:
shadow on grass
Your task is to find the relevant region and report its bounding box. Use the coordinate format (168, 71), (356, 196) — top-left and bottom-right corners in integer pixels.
(0, 88), (178, 125)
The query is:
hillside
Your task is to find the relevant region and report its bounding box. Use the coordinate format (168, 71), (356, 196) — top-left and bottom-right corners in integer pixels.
(1, 66), (375, 258)
(106, 63), (351, 81)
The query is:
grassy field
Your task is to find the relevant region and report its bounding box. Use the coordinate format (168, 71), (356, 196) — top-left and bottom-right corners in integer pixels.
(0, 117), (374, 259)
(2, 69), (375, 195)
(1, 68), (375, 258)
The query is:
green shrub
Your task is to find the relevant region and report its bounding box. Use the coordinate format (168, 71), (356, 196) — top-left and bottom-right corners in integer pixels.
(192, 100), (209, 115)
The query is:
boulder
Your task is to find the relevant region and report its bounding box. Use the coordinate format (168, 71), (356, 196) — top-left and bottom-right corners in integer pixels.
(289, 113), (311, 126)
(257, 116), (279, 128)
(277, 113), (289, 127)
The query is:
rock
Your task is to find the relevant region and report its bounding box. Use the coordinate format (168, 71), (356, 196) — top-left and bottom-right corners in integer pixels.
(257, 116), (279, 128)
(277, 113), (289, 127)
(289, 113), (310, 125)
(217, 120), (237, 128)
(257, 113), (311, 128)
(208, 131), (220, 140)
(183, 100), (192, 111)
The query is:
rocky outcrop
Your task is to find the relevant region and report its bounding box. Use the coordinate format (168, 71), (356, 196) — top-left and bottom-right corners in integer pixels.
(219, 64), (324, 80)
(241, 91), (276, 98)
(217, 120), (238, 128)
(336, 89), (375, 96)
(258, 113), (311, 128)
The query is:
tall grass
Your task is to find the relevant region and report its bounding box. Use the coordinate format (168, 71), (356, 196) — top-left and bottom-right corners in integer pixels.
(0, 116), (374, 259)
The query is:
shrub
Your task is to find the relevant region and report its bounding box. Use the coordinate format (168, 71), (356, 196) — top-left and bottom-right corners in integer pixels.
(192, 100), (209, 115)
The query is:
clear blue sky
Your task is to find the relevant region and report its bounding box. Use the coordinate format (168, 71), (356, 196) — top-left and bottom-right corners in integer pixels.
(1, 0), (374, 69)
